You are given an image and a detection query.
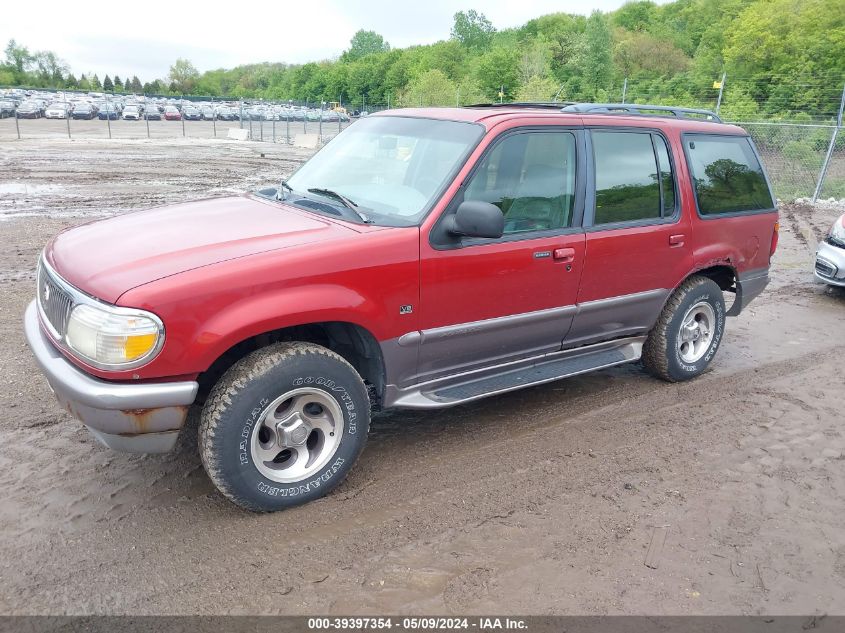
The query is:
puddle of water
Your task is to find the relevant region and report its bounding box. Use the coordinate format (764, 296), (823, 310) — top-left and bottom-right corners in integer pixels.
(0, 183), (63, 195)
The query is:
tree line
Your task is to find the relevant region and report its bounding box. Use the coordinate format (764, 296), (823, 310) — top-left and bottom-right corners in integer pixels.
(2, 0), (843, 119)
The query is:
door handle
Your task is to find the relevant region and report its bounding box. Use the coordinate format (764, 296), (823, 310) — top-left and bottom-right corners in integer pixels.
(669, 234), (685, 247)
(553, 247), (576, 263)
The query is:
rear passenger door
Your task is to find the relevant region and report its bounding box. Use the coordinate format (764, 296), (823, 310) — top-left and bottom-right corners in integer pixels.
(566, 128), (693, 348)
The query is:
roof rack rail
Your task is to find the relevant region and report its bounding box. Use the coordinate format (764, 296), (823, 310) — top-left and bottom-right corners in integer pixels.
(467, 101), (576, 109)
(561, 103), (722, 123)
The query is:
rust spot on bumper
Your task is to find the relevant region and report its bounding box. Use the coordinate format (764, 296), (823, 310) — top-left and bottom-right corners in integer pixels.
(120, 405), (189, 433)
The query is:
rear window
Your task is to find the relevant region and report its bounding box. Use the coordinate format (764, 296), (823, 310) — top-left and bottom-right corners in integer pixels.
(685, 134), (774, 215)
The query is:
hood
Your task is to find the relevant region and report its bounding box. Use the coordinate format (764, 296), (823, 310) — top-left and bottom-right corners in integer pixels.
(46, 195), (359, 303)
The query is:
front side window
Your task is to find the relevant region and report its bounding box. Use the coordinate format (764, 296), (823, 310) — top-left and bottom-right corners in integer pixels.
(685, 134), (774, 215)
(285, 116), (484, 226)
(592, 131), (663, 225)
(463, 131), (576, 234)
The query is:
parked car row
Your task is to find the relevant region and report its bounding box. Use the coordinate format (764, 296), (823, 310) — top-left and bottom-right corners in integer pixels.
(1, 89), (354, 123)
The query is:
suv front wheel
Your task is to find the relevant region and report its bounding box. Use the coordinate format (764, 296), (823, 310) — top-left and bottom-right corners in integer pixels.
(642, 275), (726, 382)
(199, 342), (370, 512)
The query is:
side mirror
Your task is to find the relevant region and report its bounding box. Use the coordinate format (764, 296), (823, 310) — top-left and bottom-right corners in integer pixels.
(445, 200), (504, 239)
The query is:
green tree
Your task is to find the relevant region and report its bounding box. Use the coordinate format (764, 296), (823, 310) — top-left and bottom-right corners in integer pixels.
(451, 10), (496, 51)
(65, 73), (78, 89)
(113, 75), (122, 90)
(723, 0), (845, 115)
(582, 10), (614, 98)
(169, 58), (199, 93)
(78, 74), (91, 91)
(4, 39), (33, 74)
(476, 46), (519, 99)
(103, 75), (114, 92)
(131, 75), (142, 93)
(515, 76), (559, 101)
(124, 77), (131, 91)
(344, 30), (390, 61)
(399, 69), (457, 106)
(91, 73), (102, 90)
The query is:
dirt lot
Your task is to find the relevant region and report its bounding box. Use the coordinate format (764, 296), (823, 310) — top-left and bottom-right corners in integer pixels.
(0, 137), (844, 616)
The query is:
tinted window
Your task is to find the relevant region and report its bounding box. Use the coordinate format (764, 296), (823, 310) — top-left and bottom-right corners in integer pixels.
(593, 132), (661, 224)
(464, 131), (576, 234)
(686, 135), (774, 214)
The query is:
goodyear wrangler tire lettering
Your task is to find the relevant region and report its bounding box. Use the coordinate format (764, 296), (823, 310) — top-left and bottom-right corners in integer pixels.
(199, 342), (370, 512)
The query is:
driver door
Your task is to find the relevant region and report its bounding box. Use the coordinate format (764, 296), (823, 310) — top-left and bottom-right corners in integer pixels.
(416, 127), (586, 384)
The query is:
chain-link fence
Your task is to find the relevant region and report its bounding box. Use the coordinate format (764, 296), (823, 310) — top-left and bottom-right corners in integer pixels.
(3, 78), (844, 202)
(736, 122), (844, 201)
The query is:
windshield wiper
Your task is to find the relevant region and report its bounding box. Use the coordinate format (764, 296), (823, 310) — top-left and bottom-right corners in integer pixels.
(276, 180), (293, 201)
(307, 188), (371, 223)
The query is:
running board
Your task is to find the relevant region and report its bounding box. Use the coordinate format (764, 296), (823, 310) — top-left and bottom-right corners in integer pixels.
(385, 337), (645, 409)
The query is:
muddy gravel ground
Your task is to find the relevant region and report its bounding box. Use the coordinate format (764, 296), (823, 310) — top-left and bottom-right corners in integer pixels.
(1, 137), (844, 616)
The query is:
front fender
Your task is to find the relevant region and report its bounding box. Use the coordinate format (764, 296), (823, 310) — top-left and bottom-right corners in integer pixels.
(186, 283), (386, 372)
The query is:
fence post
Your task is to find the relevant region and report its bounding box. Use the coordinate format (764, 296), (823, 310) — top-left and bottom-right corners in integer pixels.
(319, 102), (323, 144)
(240, 101), (244, 129)
(212, 97), (216, 138)
(387, 93), (390, 110)
(15, 111), (20, 139)
(249, 113), (253, 140)
(145, 108), (150, 138)
(812, 83), (845, 203)
(66, 110), (71, 139)
(105, 94), (112, 139)
(621, 78), (628, 104)
(182, 103), (186, 137)
(286, 115), (290, 144)
(715, 72), (727, 115)
(272, 115), (275, 143)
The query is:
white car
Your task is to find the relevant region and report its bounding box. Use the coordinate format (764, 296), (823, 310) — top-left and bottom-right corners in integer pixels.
(815, 212), (845, 287)
(122, 105), (141, 121)
(44, 102), (70, 119)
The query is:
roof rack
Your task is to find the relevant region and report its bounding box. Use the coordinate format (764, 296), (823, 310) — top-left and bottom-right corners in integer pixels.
(561, 103), (722, 123)
(467, 101), (577, 109)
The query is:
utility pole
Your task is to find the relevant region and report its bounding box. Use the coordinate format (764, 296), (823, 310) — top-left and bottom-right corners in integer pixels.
(621, 78), (628, 104)
(715, 72), (727, 115)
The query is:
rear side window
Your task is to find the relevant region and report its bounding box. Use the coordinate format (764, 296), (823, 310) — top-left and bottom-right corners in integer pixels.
(685, 134), (774, 215)
(592, 131), (676, 225)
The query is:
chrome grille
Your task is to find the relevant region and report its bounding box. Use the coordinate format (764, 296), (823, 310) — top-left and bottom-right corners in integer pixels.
(37, 263), (73, 337)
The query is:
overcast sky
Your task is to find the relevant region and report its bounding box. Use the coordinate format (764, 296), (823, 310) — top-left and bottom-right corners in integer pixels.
(5, 0), (641, 82)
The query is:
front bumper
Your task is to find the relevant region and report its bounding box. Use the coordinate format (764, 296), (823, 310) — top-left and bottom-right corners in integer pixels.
(24, 301), (198, 453)
(815, 240), (845, 287)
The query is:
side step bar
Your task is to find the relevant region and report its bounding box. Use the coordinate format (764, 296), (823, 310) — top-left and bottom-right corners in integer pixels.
(386, 336), (645, 409)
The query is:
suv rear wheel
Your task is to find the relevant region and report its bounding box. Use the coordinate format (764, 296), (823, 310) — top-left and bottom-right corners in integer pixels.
(642, 276), (726, 382)
(199, 342), (370, 512)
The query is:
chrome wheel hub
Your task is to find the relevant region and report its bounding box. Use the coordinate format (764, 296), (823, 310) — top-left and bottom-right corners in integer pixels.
(677, 301), (715, 364)
(250, 388), (343, 484)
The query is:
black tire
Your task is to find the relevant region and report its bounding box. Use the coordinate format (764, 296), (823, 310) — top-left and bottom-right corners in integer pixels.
(642, 275), (726, 382)
(199, 342), (370, 512)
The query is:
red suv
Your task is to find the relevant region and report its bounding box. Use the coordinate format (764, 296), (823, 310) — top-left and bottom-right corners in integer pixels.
(25, 103), (778, 511)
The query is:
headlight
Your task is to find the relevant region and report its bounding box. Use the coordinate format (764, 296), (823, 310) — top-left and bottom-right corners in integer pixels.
(65, 303), (163, 369)
(830, 214), (845, 243)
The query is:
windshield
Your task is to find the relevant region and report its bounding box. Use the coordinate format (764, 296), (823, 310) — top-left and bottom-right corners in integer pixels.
(285, 116), (483, 226)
